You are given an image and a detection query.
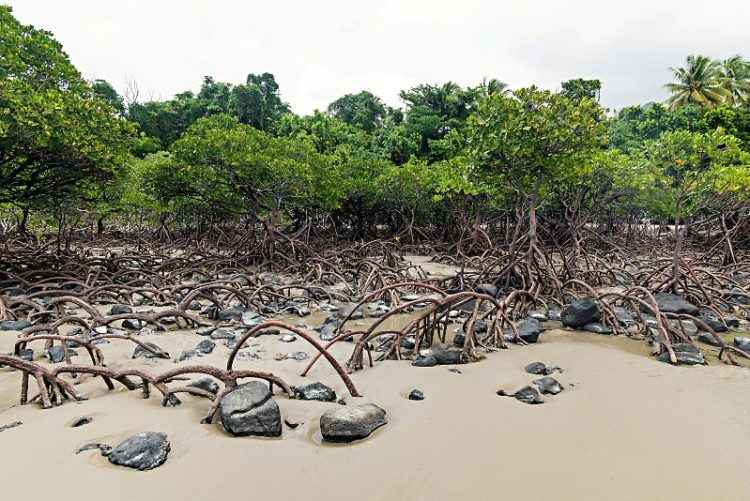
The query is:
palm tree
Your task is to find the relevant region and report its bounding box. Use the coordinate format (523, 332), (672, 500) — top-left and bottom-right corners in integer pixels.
(479, 77), (508, 98)
(720, 55), (750, 107)
(664, 55), (730, 112)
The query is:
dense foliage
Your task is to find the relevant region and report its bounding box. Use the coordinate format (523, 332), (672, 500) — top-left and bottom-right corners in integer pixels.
(0, 6), (133, 221)
(1, 5), (749, 249)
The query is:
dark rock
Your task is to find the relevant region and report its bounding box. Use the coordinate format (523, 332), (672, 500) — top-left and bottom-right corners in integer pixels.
(475, 283), (499, 298)
(697, 332), (722, 347)
(456, 299), (488, 313)
(197, 326), (217, 337)
(195, 339), (215, 355)
(132, 342), (163, 359)
(466, 320), (488, 334)
(108, 432), (170, 471)
(412, 354), (437, 367)
(121, 319), (141, 330)
(649, 293), (699, 316)
(202, 306), (218, 320)
(18, 348), (33, 361)
(188, 378), (219, 394)
(178, 350), (197, 361)
(317, 320), (340, 341)
(320, 403), (387, 442)
(219, 381), (282, 437)
(561, 298), (600, 328)
(427, 344), (461, 365)
(583, 322), (612, 334)
(675, 320), (698, 336)
(734, 337), (750, 354)
(448, 367), (462, 374)
(66, 327), (83, 337)
(283, 304), (310, 317)
(210, 329), (236, 341)
(225, 338), (249, 350)
(513, 386), (544, 404)
(252, 328), (280, 337)
(524, 362), (548, 375)
(47, 345), (76, 363)
(241, 311), (261, 327)
(293, 382), (336, 402)
(408, 389), (424, 401)
(612, 307), (636, 325)
(109, 304), (132, 315)
(400, 337), (416, 350)
(453, 332), (467, 347)
(218, 307), (245, 322)
(533, 377), (564, 395)
(516, 318), (545, 343)
(284, 420), (299, 429)
(728, 287), (750, 306)
(0, 421), (22, 432)
(71, 416), (92, 427)
(524, 362), (562, 375)
(337, 304), (364, 320)
(0, 320), (32, 331)
(697, 316), (727, 333)
(375, 341), (392, 353)
(656, 343), (707, 365)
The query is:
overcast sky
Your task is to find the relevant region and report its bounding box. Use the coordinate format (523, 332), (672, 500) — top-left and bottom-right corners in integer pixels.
(8, 0), (750, 114)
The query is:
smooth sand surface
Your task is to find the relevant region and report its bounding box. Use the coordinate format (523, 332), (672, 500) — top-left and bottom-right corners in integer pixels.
(2, 321), (750, 501)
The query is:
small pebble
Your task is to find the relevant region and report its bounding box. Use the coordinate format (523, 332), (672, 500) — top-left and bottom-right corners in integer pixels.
(71, 416), (93, 428)
(0, 421), (22, 432)
(408, 389), (425, 401)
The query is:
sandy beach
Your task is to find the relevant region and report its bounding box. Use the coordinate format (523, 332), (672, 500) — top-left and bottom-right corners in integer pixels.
(2, 324), (749, 501)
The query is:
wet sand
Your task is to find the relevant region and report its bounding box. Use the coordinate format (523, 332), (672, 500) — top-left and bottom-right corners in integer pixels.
(2, 322), (750, 500)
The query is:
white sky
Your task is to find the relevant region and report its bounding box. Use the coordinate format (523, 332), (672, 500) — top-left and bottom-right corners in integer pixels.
(8, 0), (750, 114)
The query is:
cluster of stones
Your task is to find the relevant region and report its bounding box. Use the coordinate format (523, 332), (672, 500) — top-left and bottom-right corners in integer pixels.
(557, 292), (748, 365)
(219, 381), (387, 443)
(496, 361), (565, 405)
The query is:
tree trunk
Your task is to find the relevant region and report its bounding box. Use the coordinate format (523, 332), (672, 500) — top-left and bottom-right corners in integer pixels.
(527, 173), (543, 263)
(670, 197), (683, 293)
